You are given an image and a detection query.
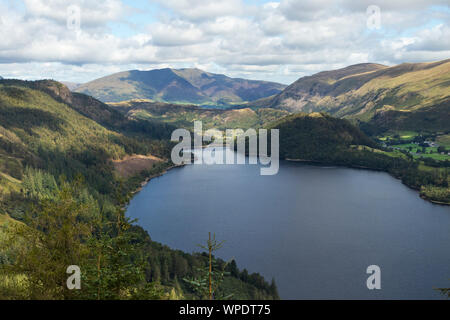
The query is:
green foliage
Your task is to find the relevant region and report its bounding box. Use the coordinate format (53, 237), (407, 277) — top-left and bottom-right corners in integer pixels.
(183, 233), (232, 300)
(131, 228), (278, 300)
(79, 195), (154, 299)
(0, 179), (168, 300)
(0, 80), (173, 215)
(22, 167), (59, 200)
(268, 112), (376, 162)
(0, 179), (95, 299)
(420, 185), (450, 204)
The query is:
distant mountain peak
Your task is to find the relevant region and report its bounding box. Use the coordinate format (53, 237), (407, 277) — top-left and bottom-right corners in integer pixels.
(75, 68), (286, 105)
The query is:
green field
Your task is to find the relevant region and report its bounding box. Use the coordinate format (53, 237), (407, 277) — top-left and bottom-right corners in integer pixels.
(391, 143), (450, 160)
(377, 131), (419, 141)
(352, 145), (408, 159)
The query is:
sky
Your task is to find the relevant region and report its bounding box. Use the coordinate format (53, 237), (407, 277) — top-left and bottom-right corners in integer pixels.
(0, 0), (449, 85)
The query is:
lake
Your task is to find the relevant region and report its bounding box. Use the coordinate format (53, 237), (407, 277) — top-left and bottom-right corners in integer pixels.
(126, 148), (450, 299)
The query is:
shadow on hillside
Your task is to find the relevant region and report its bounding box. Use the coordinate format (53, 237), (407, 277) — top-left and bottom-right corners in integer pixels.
(0, 106), (66, 134)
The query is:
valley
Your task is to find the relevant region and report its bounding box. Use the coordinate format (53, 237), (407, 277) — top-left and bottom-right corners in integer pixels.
(0, 58), (449, 300)
(2, 0), (450, 305)
(108, 99), (290, 130)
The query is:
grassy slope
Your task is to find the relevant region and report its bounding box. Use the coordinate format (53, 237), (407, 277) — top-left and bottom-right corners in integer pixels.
(252, 59), (450, 133)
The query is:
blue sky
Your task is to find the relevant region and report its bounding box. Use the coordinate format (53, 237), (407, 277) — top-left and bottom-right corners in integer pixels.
(0, 0), (448, 84)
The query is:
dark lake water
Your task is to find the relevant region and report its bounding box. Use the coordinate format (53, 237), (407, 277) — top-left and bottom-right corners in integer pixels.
(126, 148), (450, 299)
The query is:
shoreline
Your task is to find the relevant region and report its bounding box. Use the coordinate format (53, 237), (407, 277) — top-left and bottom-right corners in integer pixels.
(285, 158), (450, 206)
(127, 154), (449, 207)
(130, 162), (186, 196)
(422, 197), (450, 206)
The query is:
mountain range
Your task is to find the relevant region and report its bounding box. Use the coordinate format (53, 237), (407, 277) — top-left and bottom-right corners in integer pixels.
(75, 68), (286, 106)
(74, 59), (450, 134)
(251, 59), (450, 126)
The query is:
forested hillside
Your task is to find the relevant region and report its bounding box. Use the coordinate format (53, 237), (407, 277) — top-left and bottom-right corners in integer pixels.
(0, 80), (173, 204)
(269, 112), (376, 161)
(0, 79), (279, 300)
(362, 100), (450, 135)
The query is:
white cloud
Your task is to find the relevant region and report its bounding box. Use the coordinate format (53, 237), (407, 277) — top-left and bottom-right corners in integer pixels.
(279, 0), (338, 21)
(23, 0), (128, 27)
(407, 24), (450, 51)
(150, 21), (208, 46)
(156, 0), (244, 21)
(0, 0), (448, 84)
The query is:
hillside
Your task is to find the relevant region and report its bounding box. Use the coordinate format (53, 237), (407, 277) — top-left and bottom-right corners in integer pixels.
(109, 99), (290, 130)
(362, 99), (450, 136)
(2, 79), (177, 140)
(75, 68), (286, 106)
(267, 112), (377, 162)
(253, 59), (450, 129)
(0, 79), (174, 203)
